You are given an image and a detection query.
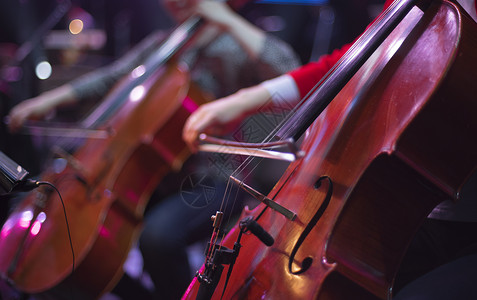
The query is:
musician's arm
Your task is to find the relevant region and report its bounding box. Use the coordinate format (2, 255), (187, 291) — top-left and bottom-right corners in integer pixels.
(7, 30), (165, 132)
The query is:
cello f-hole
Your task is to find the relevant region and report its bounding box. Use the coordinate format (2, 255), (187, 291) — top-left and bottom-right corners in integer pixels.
(288, 176), (333, 275)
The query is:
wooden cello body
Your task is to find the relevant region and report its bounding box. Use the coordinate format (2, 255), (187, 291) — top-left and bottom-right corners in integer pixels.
(184, 1), (477, 299)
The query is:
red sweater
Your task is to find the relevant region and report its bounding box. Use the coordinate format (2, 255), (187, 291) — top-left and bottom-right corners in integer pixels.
(289, 0), (477, 97)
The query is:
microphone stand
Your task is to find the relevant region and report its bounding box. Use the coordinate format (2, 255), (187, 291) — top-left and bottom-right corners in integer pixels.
(195, 212), (275, 299)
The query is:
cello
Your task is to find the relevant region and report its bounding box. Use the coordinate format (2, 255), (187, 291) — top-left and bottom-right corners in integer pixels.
(183, 0), (477, 299)
(0, 11), (214, 300)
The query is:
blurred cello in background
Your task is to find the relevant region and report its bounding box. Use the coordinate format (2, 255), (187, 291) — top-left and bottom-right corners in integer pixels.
(184, 0), (477, 299)
(0, 1), (251, 297)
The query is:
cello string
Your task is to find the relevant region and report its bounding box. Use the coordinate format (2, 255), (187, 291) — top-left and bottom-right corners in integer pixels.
(209, 179), (241, 256)
(201, 1), (429, 296)
(205, 1), (414, 279)
(223, 0), (403, 183)
(213, 0), (404, 236)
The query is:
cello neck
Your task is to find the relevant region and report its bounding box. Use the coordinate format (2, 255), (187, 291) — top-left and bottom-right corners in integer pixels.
(80, 16), (206, 129)
(275, 0), (431, 142)
(143, 16), (205, 72)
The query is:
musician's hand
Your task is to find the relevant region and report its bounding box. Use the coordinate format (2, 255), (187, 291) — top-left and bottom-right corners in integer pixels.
(7, 84), (76, 133)
(182, 85), (272, 152)
(8, 96), (53, 133)
(195, 0), (266, 59)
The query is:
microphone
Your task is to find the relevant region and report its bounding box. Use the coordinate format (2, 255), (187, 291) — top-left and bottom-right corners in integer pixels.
(0, 151), (39, 195)
(240, 217), (274, 246)
(12, 179), (41, 192)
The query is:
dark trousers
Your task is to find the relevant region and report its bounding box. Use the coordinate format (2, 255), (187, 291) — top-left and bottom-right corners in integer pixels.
(394, 219), (477, 299)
